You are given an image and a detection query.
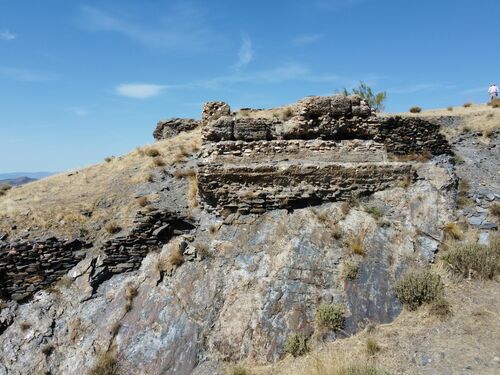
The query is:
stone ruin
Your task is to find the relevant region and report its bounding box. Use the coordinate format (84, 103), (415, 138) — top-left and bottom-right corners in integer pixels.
(197, 95), (451, 215)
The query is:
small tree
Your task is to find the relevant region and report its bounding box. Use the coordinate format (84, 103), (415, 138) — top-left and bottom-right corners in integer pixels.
(343, 81), (387, 112)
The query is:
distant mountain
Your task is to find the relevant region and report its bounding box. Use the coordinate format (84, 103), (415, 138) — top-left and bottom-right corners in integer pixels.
(0, 176), (37, 186)
(0, 172), (54, 180)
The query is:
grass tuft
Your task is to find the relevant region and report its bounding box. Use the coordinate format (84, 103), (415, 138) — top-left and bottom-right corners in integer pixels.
(87, 351), (119, 375)
(366, 337), (381, 356)
(409, 106), (422, 113)
(443, 222), (463, 241)
(463, 102), (473, 108)
(145, 148), (161, 157)
(104, 222), (122, 234)
(229, 365), (251, 375)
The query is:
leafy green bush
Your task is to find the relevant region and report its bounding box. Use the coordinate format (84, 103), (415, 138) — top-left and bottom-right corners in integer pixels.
(342, 81), (387, 112)
(316, 303), (345, 331)
(441, 239), (499, 279)
(284, 333), (308, 357)
(395, 270), (444, 310)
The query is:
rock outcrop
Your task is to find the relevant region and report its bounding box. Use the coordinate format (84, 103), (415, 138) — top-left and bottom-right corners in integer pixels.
(153, 118), (199, 140)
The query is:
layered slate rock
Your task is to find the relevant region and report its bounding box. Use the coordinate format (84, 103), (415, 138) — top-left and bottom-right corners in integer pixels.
(198, 95), (450, 214)
(153, 118), (199, 140)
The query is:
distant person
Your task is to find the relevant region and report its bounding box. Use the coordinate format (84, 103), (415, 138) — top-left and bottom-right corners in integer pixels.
(488, 83), (499, 101)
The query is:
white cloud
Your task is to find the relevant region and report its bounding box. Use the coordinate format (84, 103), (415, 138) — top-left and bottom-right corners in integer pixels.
(79, 5), (220, 52)
(292, 33), (324, 46)
(0, 67), (56, 82)
(115, 83), (167, 99)
(0, 30), (16, 41)
(233, 34), (253, 70)
(67, 107), (89, 117)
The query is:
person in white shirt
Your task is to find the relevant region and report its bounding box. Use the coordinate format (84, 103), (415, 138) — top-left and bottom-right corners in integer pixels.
(488, 83), (499, 101)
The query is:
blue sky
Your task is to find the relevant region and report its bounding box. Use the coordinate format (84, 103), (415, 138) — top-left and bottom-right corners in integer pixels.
(1, 0), (498, 172)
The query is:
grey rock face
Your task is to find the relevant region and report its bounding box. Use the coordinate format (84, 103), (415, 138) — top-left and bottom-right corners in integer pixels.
(153, 118), (199, 140)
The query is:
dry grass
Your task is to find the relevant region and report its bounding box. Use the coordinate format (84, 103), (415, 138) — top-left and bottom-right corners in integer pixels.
(69, 318), (81, 343)
(409, 106), (422, 113)
(443, 222), (463, 241)
(490, 202), (500, 218)
(173, 169), (196, 179)
(136, 196), (149, 207)
(169, 248), (184, 267)
(124, 283), (138, 312)
(20, 322), (31, 331)
(0, 128), (201, 239)
(463, 102), (473, 108)
(187, 175), (199, 208)
(229, 365), (252, 375)
(391, 151), (432, 163)
(104, 222), (122, 234)
(87, 351), (119, 375)
(457, 178), (472, 208)
(0, 184), (11, 197)
(152, 156), (166, 167)
(365, 337), (381, 356)
(144, 147), (161, 157)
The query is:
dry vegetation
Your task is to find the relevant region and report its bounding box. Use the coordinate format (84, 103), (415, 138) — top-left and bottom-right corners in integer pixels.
(87, 351), (119, 375)
(0, 128), (201, 239)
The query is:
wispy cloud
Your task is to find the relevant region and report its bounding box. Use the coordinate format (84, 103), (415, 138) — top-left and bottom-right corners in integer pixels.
(115, 83), (167, 99)
(0, 67), (56, 82)
(388, 83), (456, 94)
(67, 107), (89, 117)
(79, 4), (220, 52)
(0, 30), (16, 41)
(233, 34), (253, 71)
(292, 33), (324, 46)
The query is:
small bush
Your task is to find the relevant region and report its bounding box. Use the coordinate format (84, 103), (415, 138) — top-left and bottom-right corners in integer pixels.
(145, 148), (160, 157)
(343, 262), (359, 280)
(364, 206), (382, 220)
(441, 240), (499, 279)
(349, 236), (365, 256)
(229, 365), (251, 375)
(463, 102), (473, 108)
(331, 225), (343, 240)
(125, 283), (138, 312)
(284, 333), (308, 357)
(490, 202), (500, 218)
(20, 322), (31, 331)
(395, 270), (444, 310)
(490, 98), (500, 108)
(88, 352), (119, 375)
(443, 222), (463, 241)
(195, 243), (211, 259)
(457, 178), (471, 208)
(104, 222), (122, 234)
(366, 337), (381, 356)
(0, 184), (11, 197)
(208, 224), (218, 235)
(447, 106), (453, 111)
(409, 106), (422, 113)
(315, 303), (345, 331)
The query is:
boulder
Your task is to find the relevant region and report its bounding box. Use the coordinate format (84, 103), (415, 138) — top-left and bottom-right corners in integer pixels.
(153, 118), (199, 140)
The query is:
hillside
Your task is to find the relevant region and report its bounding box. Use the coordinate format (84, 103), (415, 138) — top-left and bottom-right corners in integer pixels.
(0, 96), (499, 375)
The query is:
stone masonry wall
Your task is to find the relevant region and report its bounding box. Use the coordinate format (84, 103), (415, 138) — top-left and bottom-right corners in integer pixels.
(0, 238), (88, 301)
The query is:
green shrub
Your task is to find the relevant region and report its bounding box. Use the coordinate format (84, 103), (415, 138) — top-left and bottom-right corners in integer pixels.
(342, 81), (387, 112)
(441, 240), (499, 279)
(409, 106), (422, 113)
(316, 303), (345, 331)
(395, 270), (444, 310)
(364, 206), (382, 220)
(284, 333), (308, 357)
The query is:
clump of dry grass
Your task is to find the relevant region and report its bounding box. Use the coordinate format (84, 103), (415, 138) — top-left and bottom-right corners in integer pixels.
(195, 243), (211, 259)
(169, 248), (184, 267)
(347, 227), (367, 256)
(293, 353), (388, 375)
(331, 225), (343, 240)
(229, 365), (251, 375)
(173, 169), (196, 179)
(365, 337), (381, 356)
(20, 322), (31, 331)
(281, 107), (294, 121)
(87, 351), (119, 375)
(0, 184), (11, 197)
(429, 297), (452, 319)
(69, 318), (81, 343)
(124, 283), (138, 312)
(152, 156), (165, 167)
(441, 238), (499, 280)
(364, 205), (382, 220)
(136, 196), (149, 207)
(409, 106), (422, 113)
(463, 102), (473, 108)
(457, 178), (472, 208)
(447, 106), (453, 111)
(312, 208), (330, 223)
(490, 202), (500, 218)
(395, 269), (444, 310)
(145, 148), (161, 157)
(443, 222), (463, 241)
(392, 151), (432, 163)
(187, 175), (199, 208)
(342, 261), (360, 280)
(104, 222), (122, 234)
(41, 344), (54, 356)
(104, 156), (114, 163)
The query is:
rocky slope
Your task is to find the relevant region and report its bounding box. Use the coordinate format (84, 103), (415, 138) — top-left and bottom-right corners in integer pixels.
(0, 98), (498, 375)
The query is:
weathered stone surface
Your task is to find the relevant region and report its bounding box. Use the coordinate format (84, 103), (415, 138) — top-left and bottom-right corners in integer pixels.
(201, 102), (231, 126)
(153, 118), (199, 140)
(201, 115), (234, 142)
